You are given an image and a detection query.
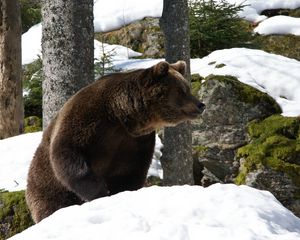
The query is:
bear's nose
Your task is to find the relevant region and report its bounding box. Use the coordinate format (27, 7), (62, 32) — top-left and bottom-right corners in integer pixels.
(197, 102), (205, 112)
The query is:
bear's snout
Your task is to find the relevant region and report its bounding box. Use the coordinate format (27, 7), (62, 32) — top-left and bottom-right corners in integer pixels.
(197, 101), (205, 113)
(181, 98), (205, 119)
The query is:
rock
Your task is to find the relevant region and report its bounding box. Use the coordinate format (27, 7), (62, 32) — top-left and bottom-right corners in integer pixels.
(24, 116), (42, 133)
(236, 115), (300, 217)
(96, 17), (164, 58)
(192, 75), (281, 186)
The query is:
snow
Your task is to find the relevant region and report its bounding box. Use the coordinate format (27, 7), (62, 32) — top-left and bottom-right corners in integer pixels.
(224, 0), (300, 22)
(93, 0), (163, 32)
(22, 23), (42, 65)
(0, 132), (42, 191)
(147, 135), (163, 179)
(8, 184), (300, 240)
(254, 16), (300, 36)
(94, 40), (142, 61)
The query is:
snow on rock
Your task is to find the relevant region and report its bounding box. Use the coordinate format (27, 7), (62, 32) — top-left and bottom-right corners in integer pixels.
(0, 132), (42, 191)
(9, 184), (300, 240)
(94, 40), (142, 61)
(93, 0), (163, 32)
(254, 16), (300, 36)
(225, 0), (300, 22)
(190, 48), (300, 117)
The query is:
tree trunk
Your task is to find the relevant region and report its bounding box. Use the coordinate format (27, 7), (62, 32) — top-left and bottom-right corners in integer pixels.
(160, 0), (194, 185)
(42, 0), (94, 128)
(0, 0), (23, 139)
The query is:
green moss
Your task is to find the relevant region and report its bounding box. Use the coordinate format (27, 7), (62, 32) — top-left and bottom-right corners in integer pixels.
(0, 191), (34, 239)
(191, 74), (204, 97)
(193, 145), (208, 154)
(247, 115), (299, 138)
(235, 115), (300, 188)
(254, 34), (300, 61)
(204, 75), (281, 113)
(215, 63), (226, 68)
(193, 145), (209, 160)
(289, 8), (300, 18)
(24, 116), (42, 133)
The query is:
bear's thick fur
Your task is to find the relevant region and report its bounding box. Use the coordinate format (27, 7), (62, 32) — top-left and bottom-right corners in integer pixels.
(26, 61), (205, 222)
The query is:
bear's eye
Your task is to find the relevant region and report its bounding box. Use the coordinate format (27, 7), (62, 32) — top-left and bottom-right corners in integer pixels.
(156, 91), (164, 99)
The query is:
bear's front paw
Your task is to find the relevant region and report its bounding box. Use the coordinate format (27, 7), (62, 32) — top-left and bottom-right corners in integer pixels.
(70, 176), (109, 202)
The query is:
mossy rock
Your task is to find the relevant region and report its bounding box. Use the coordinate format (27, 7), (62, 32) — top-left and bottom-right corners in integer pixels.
(254, 34), (300, 61)
(191, 74), (204, 97)
(205, 75), (281, 111)
(260, 8), (300, 18)
(24, 116), (42, 133)
(192, 74), (282, 186)
(215, 63), (226, 68)
(235, 115), (300, 216)
(145, 176), (163, 187)
(236, 115), (300, 185)
(0, 191), (34, 240)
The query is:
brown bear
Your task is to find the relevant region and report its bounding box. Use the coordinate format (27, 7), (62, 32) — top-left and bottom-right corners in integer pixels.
(26, 61), (205, 223)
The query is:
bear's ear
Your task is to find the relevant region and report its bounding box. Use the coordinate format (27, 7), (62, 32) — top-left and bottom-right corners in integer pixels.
(170, 60), (186, 76)
(152, 61), (170, 78)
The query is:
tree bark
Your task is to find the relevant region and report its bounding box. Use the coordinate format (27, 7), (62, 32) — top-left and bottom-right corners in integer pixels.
(0, 0), (23, 139)
(160, 0), (194, 185)
(42, 0), (94, 128)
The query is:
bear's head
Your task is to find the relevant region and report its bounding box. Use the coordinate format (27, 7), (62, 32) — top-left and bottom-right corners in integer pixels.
(128, 61), (205, 136)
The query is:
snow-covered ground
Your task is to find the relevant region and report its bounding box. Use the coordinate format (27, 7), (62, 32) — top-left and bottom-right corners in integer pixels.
(8, 184), (300, 240)
(0, 132), (42, 191)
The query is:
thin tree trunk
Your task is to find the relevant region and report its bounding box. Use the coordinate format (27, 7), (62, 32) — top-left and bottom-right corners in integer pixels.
(42, 0), (94, 128)
(160, 0), (194, 185)
(0, 0), (23, 139)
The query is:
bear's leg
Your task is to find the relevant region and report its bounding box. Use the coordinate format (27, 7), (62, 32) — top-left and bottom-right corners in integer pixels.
(107, 173), (148, 195)
(50, 141), (109, 201)
(26, 189), (83, 223)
